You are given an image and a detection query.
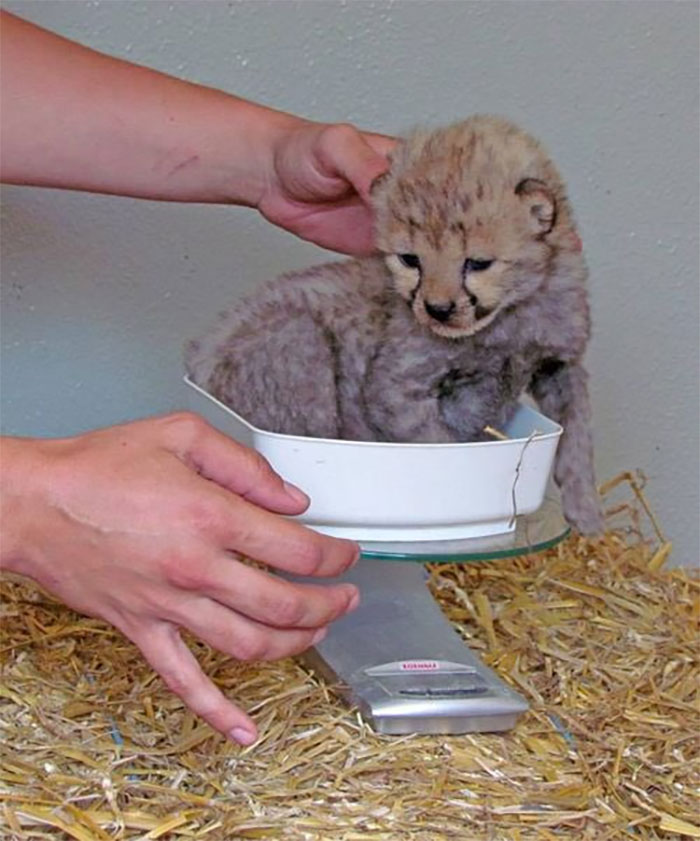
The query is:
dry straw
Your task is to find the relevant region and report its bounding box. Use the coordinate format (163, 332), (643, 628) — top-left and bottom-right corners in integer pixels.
(1, 471), (698, 840)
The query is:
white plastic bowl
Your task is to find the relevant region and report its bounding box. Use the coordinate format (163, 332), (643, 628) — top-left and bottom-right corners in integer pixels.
(184, 377), (562, 542)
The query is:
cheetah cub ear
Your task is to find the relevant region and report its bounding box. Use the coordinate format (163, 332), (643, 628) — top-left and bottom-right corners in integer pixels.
(369, 141), (403, 197)
(515, 178), (557, 235)
(369, 169), (391, 197)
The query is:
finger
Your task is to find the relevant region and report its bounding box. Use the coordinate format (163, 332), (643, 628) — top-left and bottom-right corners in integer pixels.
(179, 594), (330, 663)
(287, 196), (377, 256)
(133, 620), (259, 745)
(166, 552), (360, 629)
(316, 124), (393, 203)
(206, 490), (359, 577)
(166, 412), (310, 515)
(360, 131), (398, 160)
(162, 414), (360, 577)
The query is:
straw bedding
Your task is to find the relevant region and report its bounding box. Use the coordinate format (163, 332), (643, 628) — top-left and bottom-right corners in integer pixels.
(1, 472), (698, 840)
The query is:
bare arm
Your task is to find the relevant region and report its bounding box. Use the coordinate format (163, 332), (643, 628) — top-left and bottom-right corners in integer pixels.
(0, 10), (394, 253)
(0, 11), (288, 202)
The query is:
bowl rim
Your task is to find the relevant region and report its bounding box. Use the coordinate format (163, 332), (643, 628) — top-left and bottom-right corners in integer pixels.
(184, 376), (562, 450)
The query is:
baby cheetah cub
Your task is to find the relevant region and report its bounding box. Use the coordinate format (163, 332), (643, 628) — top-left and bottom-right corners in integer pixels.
(186, 115), (603, 535)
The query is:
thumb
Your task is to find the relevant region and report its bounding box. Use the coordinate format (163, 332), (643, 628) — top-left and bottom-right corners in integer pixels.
(316, 123), (394, 203)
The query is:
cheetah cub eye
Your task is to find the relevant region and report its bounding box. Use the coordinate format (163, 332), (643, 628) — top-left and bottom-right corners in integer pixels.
(463, 258), (494, 273)
(398, 253), (421, 270)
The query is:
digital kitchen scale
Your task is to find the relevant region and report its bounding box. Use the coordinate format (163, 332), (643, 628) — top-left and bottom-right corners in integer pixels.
(295, 493), (569, 735)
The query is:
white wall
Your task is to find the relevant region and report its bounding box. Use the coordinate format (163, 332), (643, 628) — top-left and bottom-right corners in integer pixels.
(2, 1), (698, 566)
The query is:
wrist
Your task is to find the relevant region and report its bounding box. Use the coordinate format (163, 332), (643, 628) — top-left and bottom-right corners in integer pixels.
(213, 98), (312, 209)
(128, 87), (312, 208)
(0, 436), (53, 578)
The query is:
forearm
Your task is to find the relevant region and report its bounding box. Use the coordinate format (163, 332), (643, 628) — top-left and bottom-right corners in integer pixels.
(0, 11), (305, 204)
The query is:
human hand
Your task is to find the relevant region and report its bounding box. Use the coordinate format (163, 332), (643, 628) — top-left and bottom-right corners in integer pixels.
(1, 413), (360, 745)
(259, 121), (396, 255)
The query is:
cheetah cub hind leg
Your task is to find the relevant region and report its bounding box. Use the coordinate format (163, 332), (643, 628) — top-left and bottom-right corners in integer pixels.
(188, 310), (341, 439)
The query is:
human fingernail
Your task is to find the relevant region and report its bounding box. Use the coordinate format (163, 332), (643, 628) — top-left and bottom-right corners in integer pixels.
(311, 627), (328, 645)
(283, 481), (309, 507)
(346, 543), (361, 568)
(345, 586), (361, 614)
(229, 727), (256, 746)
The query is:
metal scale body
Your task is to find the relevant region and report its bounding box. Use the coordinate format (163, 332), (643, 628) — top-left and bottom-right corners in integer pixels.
(295, 498), (569, 735)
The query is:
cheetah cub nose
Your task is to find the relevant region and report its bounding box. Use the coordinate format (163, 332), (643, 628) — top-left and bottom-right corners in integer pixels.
(424, 301), (456, 323)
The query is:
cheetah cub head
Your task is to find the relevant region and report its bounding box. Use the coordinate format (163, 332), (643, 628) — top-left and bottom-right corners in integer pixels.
(371, 115), (583, 339)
